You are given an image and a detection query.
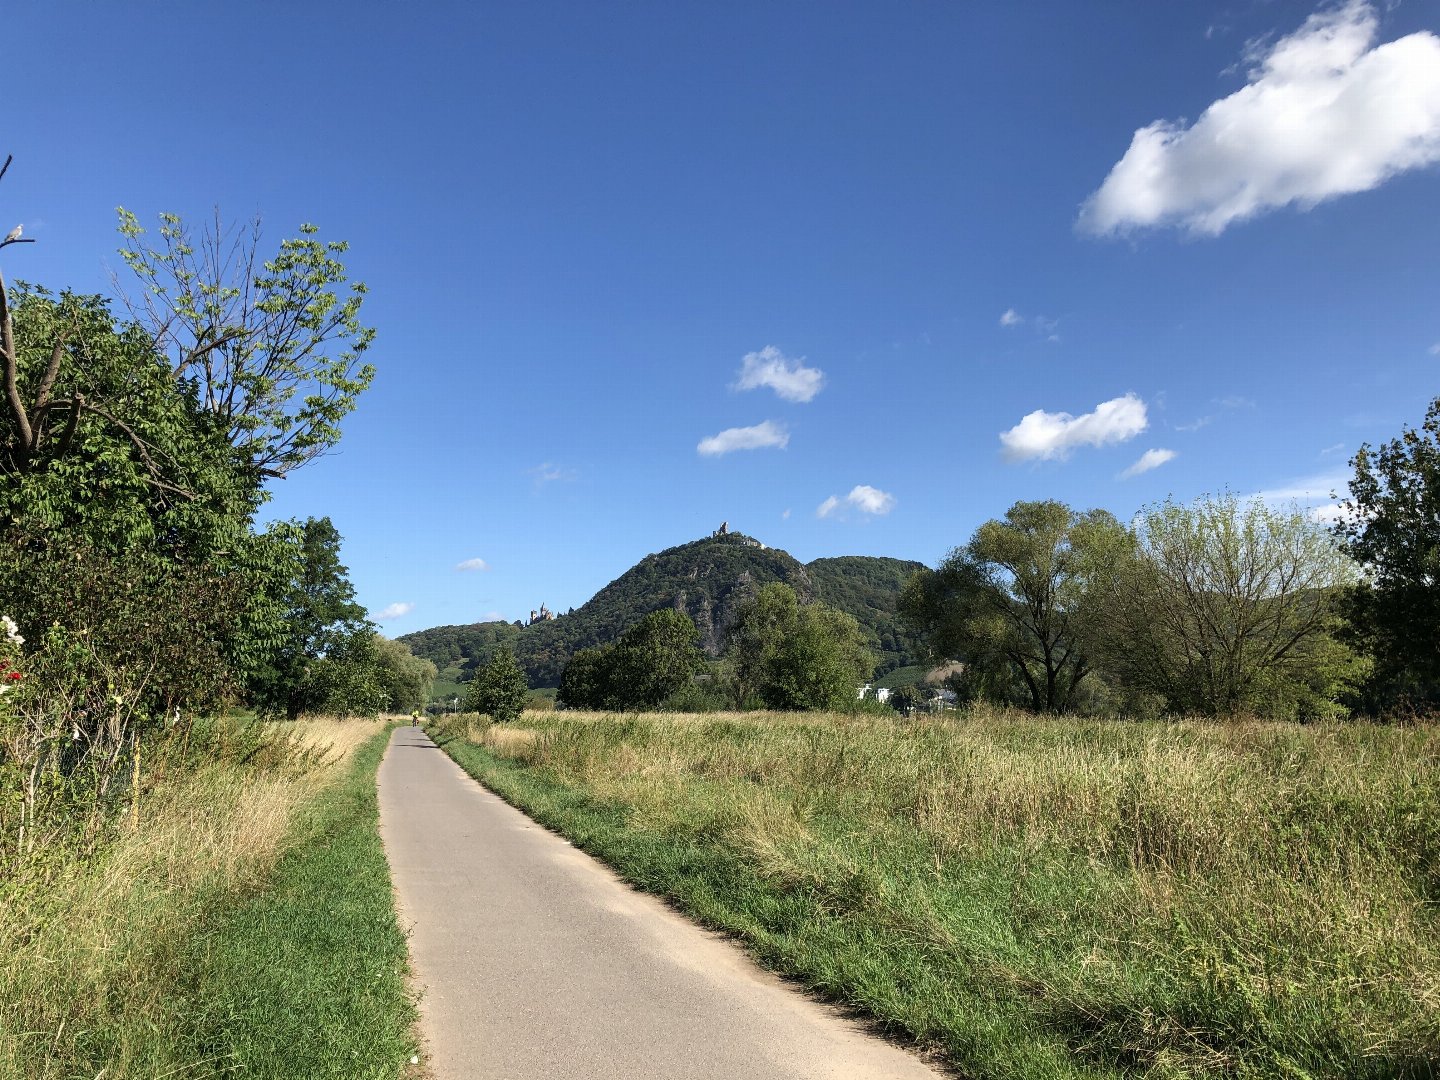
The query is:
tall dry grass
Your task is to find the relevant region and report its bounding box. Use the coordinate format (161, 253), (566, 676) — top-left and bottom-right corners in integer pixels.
(0, 716), (390, 1079)
(445, 707), (1440, 1077)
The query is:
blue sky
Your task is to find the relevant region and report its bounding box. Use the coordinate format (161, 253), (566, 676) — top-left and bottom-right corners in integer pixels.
(6, 1), (1439, 633)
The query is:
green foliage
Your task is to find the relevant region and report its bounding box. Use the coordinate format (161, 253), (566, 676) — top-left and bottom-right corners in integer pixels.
(901, 500), (1124, 712)
(466, 648), (529, 722)
(1090, 494), (1363, 719)
(888, 684), (926, 716)
(556, 645), (617, 709)
(115, 209), (375, 481)
(723, 583), (875, 711)
(405, 535), (919, 689)
(372, 635), (436, 713)
(806, 555), (926, 675)
(1337, 395), (1440, 709)
(1, 286), (253, 553)
(244, 517), (374, 718)
(609, 608), (705, 708)
(555, 610), (704, 710)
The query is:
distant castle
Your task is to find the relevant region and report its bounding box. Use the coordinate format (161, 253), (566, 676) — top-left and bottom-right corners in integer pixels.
(527, 603), (557, 625)
(710, 521), (766, 550)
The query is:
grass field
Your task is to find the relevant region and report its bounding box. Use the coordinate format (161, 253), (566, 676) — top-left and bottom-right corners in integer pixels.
(0, 718), (419, 1079)
(430, 708), (1440, 1080)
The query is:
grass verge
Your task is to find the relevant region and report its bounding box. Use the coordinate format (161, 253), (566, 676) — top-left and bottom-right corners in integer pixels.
(429, 709), (1440, 1080)
(0, 719), (418, 1079)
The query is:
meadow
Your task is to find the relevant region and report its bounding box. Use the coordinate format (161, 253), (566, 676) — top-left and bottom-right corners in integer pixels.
(0, 718), (418, 1079)
(431, 708), (1439, 1080)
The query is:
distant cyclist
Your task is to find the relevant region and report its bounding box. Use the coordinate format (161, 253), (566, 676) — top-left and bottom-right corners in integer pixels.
(411, 709), (421, 728)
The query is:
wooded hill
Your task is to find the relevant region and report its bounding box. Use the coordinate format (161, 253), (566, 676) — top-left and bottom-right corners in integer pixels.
(400, 532), (925, 691)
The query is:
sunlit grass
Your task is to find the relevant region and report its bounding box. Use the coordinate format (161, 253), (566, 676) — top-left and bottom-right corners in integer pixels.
(431, 707), (1440, 1079)
(0, 717), (416, 1079)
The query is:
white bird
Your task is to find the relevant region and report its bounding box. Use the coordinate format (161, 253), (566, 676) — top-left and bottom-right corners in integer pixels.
(3, 225), (20, 243)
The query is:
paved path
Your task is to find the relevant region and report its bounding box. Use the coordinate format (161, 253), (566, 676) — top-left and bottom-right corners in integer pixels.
(377, 725), (945, 1080)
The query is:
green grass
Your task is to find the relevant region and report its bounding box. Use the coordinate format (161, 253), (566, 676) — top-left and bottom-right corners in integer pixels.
(430, 709), (1440, 1080)
(0, 721), (418, 1079)
(167, 725), (419, 1077)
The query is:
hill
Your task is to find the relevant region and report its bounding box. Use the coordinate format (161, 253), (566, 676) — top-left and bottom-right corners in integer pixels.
(403, 532), (925, 691)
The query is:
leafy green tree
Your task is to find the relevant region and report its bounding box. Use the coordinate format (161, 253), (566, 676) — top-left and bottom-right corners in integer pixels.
(1336, 396), (1440, 708)
(556, 645), (616, 709)
(245, 517), (373, 719)
(1089, 494), (1363, 719)
(115, 209), (376, 481)
(373, 635), (437, 713)
(721, 583), (798, 707)
(766, 603), (874, 711)
(466, 648), (529, 723)
(900, 501), (1123, 713)
(298, 630), (385, 718)
(724, 583), (875, 711)
(609, 609), (704, 709)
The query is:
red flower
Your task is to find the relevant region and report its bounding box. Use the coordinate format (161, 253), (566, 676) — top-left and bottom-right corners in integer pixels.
(5, 671), (19, 681)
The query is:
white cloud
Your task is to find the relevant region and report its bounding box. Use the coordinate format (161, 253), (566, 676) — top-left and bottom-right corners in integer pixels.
(375, 602), (414, 621)
(696, 420), (789, 456)
(1175, 416), (1212, 433)
(781, 508), (791, 520)
(1320, 442), (1347, 457)
(1080, 1), (1440, 236)
(816, 484), (897, 519)
(455, 557), (490, 572)
(1253, 468), (1358, 523)
(1000, 393), (1149, 462)
(999, 308), (1023, 328)
(733, 346), (825, 403)
(1429, 342), (1440, 356)
(1119, 447), (1177, 479)
(530, 462), (577, 484)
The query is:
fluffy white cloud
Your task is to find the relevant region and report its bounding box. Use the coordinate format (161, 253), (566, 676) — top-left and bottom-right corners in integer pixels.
(733, 346), (825, 403)
(696, 420), (789, 456)
(1080, 1), (1440, 236)
(1119, 447), (1177, 479)
(999, 308), (1023, 328)
(375, 602), (414, 621)
(455, 557), (490, 572)
(816, 485), (897, 519)
(1000, 393), (1149, 461)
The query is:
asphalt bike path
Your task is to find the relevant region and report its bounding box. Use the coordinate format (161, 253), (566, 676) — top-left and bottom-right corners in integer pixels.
(377, 725), (945, 1080)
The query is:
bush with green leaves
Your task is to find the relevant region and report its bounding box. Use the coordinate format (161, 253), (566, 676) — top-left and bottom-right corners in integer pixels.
(466, 648), (529, 723)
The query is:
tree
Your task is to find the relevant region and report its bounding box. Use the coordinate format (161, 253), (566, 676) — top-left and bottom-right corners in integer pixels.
(556, 645), (615, 709)
(466, 648), (529, 723)
(723, 583), (875, 711)
(1089, 494), (1363, 719)
(1336, 396), (1440, 708)
(900, 501), (1123, 713)
(373, 635), (437, 713)
(244, 517), (373, 719)
(721, 582), (799, 707)
(766, 603), (874, 711)
(115, 209), (376, 481)
(608, 609), (704, 709)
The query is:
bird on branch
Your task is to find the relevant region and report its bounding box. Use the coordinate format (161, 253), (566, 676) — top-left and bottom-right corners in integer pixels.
(4, 225), (21, 243)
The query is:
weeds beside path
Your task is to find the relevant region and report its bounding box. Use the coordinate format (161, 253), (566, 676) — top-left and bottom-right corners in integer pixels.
(0, 719), (419, 1079)
(429, 709), (1440, 1080)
